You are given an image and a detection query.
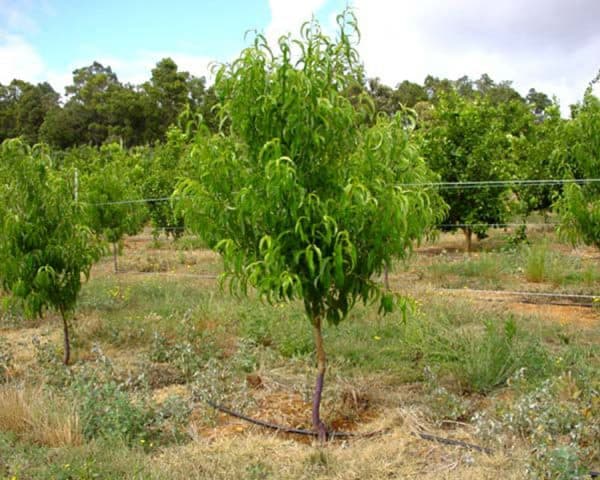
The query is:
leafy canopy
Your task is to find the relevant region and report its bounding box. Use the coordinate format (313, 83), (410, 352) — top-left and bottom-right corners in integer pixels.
(82, 143), (147, 245)
(556, 92), (600, 249)
(177, 12), (444, 324)
(0, 139), (101, 318)
(419, 90), (524, 239)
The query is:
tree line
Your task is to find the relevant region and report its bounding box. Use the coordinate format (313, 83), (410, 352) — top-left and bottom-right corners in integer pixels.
(2, 53), (559, 150)
(0, 58), (217, 148)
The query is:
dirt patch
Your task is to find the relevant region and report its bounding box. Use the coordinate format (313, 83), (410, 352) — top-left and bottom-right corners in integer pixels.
(152, 384), (190, 404)
(509, 302), (599, 329)
(0, 325), (59, 372)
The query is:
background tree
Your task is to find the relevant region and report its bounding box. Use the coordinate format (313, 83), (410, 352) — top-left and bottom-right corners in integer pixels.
(395, 80), (428, 108)
(509, 101), (567, 219)
(143, 58), (206, 139)
(526, 88), (553, 119)
(366, 77), (399, 116)
(419, 90), (520, 251)
(82, 143), (147, 272)
(176, 13), (444, 440)
(142, 126), (189, 238)
(0, 139), (101, 364)
(0, 80), (59, 143)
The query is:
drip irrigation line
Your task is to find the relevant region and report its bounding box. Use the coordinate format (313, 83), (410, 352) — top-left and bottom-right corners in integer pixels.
(205, 399), (385, 439)
(205, 401), (600, 477)
(436, 287), (599, 302)
(413, 432), (493, 455)
(111, 270), (598, 306)
(150, 226), (187, 231)
(207, 400), (492, 453)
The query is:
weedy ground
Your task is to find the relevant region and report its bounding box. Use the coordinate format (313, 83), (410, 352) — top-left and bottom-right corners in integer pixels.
(0, 226), (598, 479)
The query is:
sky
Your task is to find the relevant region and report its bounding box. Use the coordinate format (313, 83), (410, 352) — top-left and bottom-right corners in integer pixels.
(1, 0), (599, 112)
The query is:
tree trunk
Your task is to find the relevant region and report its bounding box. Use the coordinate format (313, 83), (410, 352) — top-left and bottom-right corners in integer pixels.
(463, 227), (473, 253)
(312, 315), (327, 442)
(113, 242), (118, 273)
(60, 307), (71, 366)
(383, 264), (390, 290)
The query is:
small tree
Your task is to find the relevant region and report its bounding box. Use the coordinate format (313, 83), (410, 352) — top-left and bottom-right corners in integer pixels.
(0, 139), (101, 364)
(83, 143), (147, 272)
(176, 13), (444, 440)
(141, 127), (189, 239)
(556, 88), (600, 249)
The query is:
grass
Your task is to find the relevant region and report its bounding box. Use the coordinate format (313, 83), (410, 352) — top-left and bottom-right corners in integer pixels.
(426, 253), (512, 288)
(0, 385), (82, 447)
(0, 230), (598, 479)
(419, 234), (600, 295)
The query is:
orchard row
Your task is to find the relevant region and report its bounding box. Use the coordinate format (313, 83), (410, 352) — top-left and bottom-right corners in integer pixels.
(1, 11), (599, 440)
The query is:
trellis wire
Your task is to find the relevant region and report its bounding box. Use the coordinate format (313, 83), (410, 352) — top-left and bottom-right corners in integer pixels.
(402, 178), (600, 190)
(88, 177), (600, 207)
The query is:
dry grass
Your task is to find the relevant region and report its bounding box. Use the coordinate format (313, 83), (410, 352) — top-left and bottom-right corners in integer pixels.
(0, 384), (83, 447)
(153, 421), (528, 479)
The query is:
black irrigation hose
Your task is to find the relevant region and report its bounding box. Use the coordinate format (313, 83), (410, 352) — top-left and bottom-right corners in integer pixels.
(206, 400), (600, 477)
(207, 400), (490, 451)
(205, 400), (385, 439)
(412, 432), (492, 455)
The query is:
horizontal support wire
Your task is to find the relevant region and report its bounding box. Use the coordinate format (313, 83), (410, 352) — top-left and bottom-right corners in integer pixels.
(438, 223), (557, 228)
(402, 178), (600, 190)
(90, 196), (174, 206)
(86, 177), (600, 207)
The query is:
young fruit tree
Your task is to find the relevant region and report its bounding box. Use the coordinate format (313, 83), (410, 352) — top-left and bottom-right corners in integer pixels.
(141, 127), (189, 239)
(556, 85), (600, 249)
(83, 143), (147, 272)
(419, 91), (520, 251)
(175, 13), (444, 440)
(0, 139), (101, 365)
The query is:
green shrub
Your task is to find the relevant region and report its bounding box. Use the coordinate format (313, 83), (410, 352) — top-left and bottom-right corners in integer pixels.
(474, 371), (599, 479)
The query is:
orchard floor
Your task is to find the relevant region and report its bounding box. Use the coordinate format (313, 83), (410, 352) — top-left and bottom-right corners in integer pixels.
(0, 226), (598, 479)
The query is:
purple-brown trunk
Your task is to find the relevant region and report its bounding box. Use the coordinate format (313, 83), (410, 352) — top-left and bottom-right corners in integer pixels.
(312, 316), (327, 442)
(383, 264), (390, 290)
(61, 308), (71, 365)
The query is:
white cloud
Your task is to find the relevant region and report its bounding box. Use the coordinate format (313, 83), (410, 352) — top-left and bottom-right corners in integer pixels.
(0, 32), (45, 83)
(0, 31), (214, 96)
(352, 0), (600, 113)
(266, 0), (328, 46)
(91, 52), (214, 86)
(0, 0), (39, 34)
